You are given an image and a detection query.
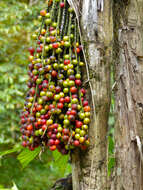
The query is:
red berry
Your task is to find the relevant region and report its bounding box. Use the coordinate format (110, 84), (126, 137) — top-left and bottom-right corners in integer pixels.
(51, 134), (57, 140)
(51, 70), (58, 77)
(81, 88), (86, 95)
(53, 128), (58, 134)
(69, 75), (75, 80)
(59, 97), (65, 104)
(70, 110), (77, 116)
(65, 96), (70, 103)
(71, 104), (78, 110)
(30, 88), (35, 96)
(34, 122), (38, 129)
(63, 128), (69, 135)
(48, 139), (55, 146)
(81, 145), (87, 150)
(37, 47), (42, 53)
(52, 43), (59, 49)
(67, 110), (71, 115)
(74, 140), (80, 146)
(36, 105), (42, 111)
(50, 145), (56, 151)
(42, 124), (47, 131)
(38, 84), (42, 90)
(57, 103), (64, 109)
(70, 86), (77, 94)
(49, 104), (55, 110)
(27, 124), (33, 131)
(75, 79), (82, 86)
(76, 120), (83, 128)
(29, 146), (35, 151)
(72, 94), (78, 99)
(22, 141), (27, 147)
(60, 2), (65, 8)
(28, 47), (35, 55)
(81, 97), (84, 102)
(64, 59), (70, 65)
(49, 26), (55, 31)
(83, 100), (88, 107)
(53, 123), (58, 129)
(45, 114), (50, 119)
(55, 86), (61, 93)
(62, 135), (69, 141)
(47, 131), (52, 137)
(41, 119), (46, 125)
(55, 139), (60, 145)
(43, 80), (48, 84)
(76, 48), (81, 53)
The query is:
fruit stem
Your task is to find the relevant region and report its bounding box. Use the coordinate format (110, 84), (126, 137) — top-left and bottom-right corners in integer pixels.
(56, 0), (62, 38)
(60, 0), (68, 38)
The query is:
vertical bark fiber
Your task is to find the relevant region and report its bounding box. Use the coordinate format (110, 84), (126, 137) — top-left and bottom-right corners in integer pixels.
(70, 1), (113, 189)
(112, 0), (143, 189)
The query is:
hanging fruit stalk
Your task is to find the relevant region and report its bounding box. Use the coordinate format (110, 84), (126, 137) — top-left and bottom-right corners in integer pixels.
(20, 0), (91, 154)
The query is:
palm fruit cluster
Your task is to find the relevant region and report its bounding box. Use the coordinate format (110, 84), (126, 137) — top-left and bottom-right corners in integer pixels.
(20, 0), (91, 154)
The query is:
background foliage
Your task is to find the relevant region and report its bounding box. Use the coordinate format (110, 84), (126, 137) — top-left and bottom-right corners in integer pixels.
(0, 0), (71, 189)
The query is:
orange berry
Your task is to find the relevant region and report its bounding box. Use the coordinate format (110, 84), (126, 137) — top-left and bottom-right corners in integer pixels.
(27, 124), (33, 131)
(40, 10), (46, 17)
(84, 106), (91, 112)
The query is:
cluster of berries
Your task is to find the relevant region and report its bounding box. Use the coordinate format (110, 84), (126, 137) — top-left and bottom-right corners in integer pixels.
(20, 0), (90, 154)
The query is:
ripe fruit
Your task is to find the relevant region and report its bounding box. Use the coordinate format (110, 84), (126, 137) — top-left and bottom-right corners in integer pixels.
(40, 10), (46, 17)
(60, 2), (65, 8)
(65, 96), (70, 103)
(75, 79), (82, 86)
(27, 124), (33, 131)
(74, 140), (80, 146)
(70, 86), (77, 94)
(84, 106), (91, 112)
(57, 103), (64, 109)
(52, 43), (59, 49)
(28, 47), (35, 55)
(50, 145), (56, 151)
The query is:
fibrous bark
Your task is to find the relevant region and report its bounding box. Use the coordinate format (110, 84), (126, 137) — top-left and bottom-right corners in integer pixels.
(69, 1), (113, 189)
(112, 0), (143, 189)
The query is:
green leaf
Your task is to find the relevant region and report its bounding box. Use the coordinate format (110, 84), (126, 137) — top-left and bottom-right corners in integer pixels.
(17, 147), (41, 168)
(0, 147), (22, 157)
(51, 150), (71, 176)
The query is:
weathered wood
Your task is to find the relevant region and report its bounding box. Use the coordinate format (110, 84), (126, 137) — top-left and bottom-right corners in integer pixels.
(69, 1), (113, 189)
(111, 0), (143, 189)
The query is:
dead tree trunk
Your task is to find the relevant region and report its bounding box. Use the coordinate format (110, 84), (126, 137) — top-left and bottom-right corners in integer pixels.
(69, 1), (113, 189)
(111, 0), (143, 189)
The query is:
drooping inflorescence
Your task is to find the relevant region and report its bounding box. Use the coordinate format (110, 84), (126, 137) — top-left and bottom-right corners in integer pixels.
(20, 0), (91, 155)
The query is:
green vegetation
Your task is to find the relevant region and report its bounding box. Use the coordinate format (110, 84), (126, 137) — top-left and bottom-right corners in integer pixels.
(0, 0), (71, 189)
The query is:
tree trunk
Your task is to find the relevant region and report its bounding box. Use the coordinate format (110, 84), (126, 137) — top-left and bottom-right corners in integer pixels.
(111, 0), (143, 189)
(69, 1), (113, 189)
